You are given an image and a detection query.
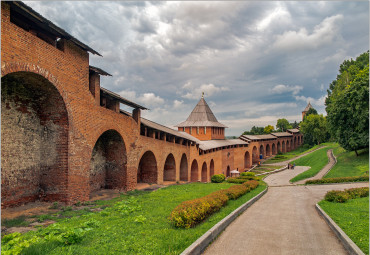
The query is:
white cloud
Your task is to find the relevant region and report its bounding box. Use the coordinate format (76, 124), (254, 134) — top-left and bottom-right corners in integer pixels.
(256, 5), (291, 31)
(173, 99), (183, 109)
(294, 95), (327, 107)
(138, 93), (165, 107)
(119, 90), (164, 107)
(270, 84), (303, 95)
(272, 14), (343, 51)
(181, 82), (229, 99)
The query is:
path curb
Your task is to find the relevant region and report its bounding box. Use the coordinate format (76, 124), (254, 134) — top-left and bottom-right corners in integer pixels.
(256, 166), (288, 177)
(181, 187), (268, 255)
(315, 203), (365, 255)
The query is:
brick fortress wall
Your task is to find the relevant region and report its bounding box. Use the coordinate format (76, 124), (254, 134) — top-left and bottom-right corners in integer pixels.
(1, 2), (303, 208)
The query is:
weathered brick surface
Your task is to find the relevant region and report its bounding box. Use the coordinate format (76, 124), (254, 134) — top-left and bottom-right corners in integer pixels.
(1, 2), (304, 208)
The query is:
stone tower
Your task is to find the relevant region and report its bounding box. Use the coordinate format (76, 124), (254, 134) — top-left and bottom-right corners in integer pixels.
(175, 94), (227, 140)
(302, 102), (313, 120)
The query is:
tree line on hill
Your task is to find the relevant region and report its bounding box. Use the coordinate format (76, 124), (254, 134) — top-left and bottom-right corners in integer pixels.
(242, 120), (299, 136)
(242, 51), (369, 156)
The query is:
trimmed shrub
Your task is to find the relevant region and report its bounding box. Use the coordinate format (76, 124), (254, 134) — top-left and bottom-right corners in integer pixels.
(238, 176), (260, 181)
(243, 180), (259, 190)
(346, 187), (369, 199)
(222, 185), (248, 200)
(226, 178), (246, 184)
(305, 175), (369, 185)
(240, 172), (255, 177)
(324, 187), (369, 203)
(169, 190), (228, 228)
(325, 190), (349, 203)
(211, 174), (226, 183)
(169, 180), (261, 228)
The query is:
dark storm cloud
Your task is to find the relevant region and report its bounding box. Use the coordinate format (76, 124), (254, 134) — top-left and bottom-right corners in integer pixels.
(25, 1), (369, 136)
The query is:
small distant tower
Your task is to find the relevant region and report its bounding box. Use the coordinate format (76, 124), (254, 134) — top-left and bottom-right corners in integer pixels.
(302, 102), (313, 120)
(175, 93), (227, 140)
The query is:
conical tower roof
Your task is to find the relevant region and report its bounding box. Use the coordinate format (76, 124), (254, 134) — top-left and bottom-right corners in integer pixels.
(303, 102), (313, 112)
(176, 96), (227, 128)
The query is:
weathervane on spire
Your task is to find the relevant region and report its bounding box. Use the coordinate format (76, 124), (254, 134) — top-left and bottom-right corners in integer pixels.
(202, 92), (204, 98)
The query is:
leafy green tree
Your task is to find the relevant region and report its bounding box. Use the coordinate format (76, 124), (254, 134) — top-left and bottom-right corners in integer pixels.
(304, 108), (318, 119)
(326, 51), (369, 155)
(290, 121), (300, 129)
(300, 114), (329, 145)
(276, 118), (292, 132)
(242, 126), (264, 135)
(263, 125), (274, 134)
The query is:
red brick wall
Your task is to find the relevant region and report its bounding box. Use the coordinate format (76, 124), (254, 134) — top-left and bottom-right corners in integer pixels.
(1, 2), (303, 207)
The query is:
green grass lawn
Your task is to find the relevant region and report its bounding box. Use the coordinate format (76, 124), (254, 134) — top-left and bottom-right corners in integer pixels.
(2, 182), (266, 255)
(319, 197), (369, 255)
(324, 147), (369, 178)
(264, 144), (323, 164)
(289, 143), (338, 183)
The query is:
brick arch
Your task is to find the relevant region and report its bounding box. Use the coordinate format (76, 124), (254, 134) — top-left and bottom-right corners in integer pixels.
(190, 159), (199, 182)
(277, 141), (281, 153)
(244, 151), (251, 169)
(164, 153), (176, 182)
(272, 143), (277, 155)
(179, 154), (188, 182)
(282, 141), (286, 153)
(210, 159), (215, 177)
(252, 146), (258, 164)
(137, 150), (158, 184)
(1, 62), (73, 122)
(266, 144), (271, 157)
(226, 165), (231, 177)
(201, 162), (207, 182)
(89, 129), (127, 193)
(259, 145), (265, 158)
(286, 140), (290, 152)
(1, 71), (69, 207)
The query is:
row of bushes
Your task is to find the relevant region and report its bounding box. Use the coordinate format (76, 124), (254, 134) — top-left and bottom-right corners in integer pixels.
(226, 176), (259, 184)
(169, 180), (259, 228)
(305, 175), (369, 185)
(211, 172), (257, 184)
(324, 187), (369, 203)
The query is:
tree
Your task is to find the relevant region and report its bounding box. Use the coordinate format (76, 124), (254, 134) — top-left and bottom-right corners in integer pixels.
(242, 126), (264, 135)
(264, 125), (274, 134)
(300, 114), (329, 145)
(304, 108), (318, 119)
(276, 118), (292, 132)
(290, 121), (299, 129)
(326, 51), (369, 155)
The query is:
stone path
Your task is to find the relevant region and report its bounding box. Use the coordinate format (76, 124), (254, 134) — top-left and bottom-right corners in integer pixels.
(203, 163), (368, 254)
(295, 149), (335, 185)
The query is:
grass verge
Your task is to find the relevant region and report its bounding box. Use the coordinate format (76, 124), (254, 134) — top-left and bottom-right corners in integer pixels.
(264, 144), (323, 164)
(324, 147), (369, 178)
(318, 197), (369, 255)
(3, 182), (266, 255)
(289, 143), (338, 183)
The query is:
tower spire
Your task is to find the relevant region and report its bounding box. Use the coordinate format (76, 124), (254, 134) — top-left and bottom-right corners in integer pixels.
(202, 92), (204, 98)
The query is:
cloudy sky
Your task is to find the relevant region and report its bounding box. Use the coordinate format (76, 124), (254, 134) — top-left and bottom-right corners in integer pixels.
(26, 1), (369, 136)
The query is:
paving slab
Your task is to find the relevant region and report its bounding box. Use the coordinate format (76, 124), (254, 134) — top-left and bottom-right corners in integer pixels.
(203, 166), (368, 255)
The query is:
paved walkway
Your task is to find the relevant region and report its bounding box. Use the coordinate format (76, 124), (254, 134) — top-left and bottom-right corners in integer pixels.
(295, 149), (335, 185)
(203, 164), (368, 254)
